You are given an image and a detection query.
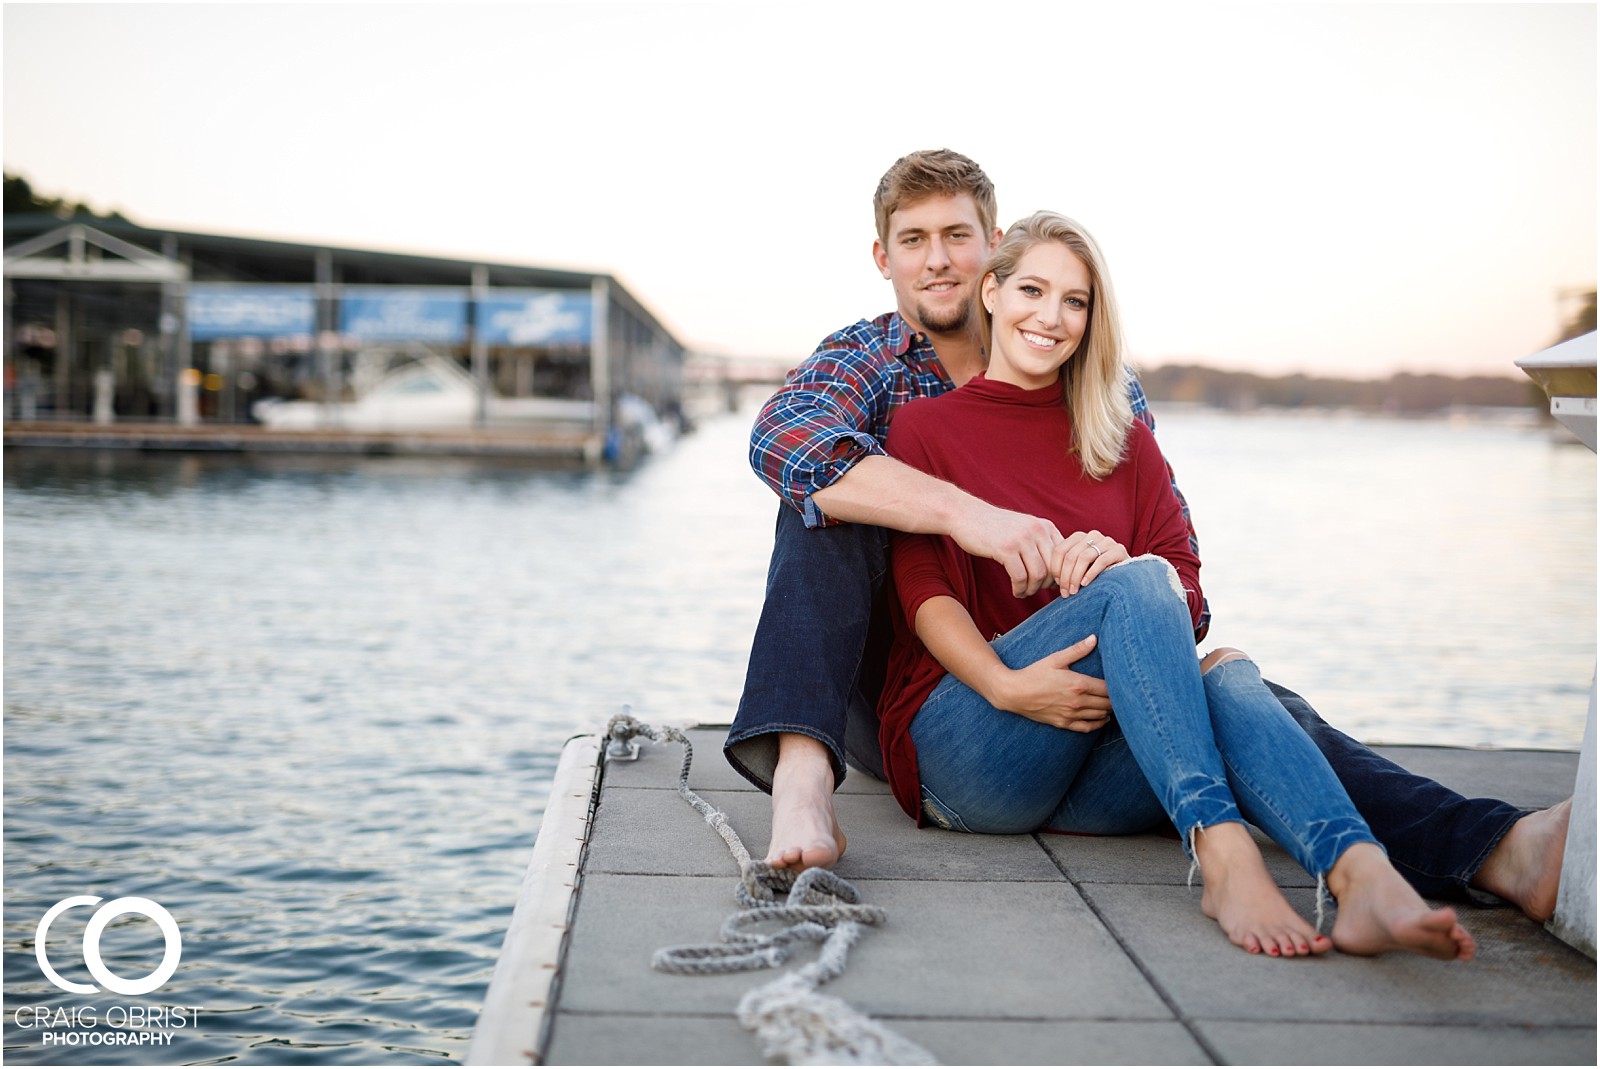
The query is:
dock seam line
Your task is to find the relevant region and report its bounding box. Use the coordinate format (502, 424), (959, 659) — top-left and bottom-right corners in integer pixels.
(1035, 832), (1225, 1066)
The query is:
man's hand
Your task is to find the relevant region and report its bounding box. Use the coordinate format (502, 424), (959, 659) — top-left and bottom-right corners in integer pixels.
(951, 501), (1064, 598)
(983, 635), (1112, 731)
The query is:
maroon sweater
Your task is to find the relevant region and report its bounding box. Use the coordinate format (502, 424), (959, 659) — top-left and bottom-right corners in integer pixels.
(878, 373), (1204, 822)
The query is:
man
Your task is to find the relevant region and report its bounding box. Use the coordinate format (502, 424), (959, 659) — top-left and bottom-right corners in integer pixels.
(725, 149), (1569, 921)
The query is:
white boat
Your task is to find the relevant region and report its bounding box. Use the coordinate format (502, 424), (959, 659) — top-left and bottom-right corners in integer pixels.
(251, 348), (596, 432)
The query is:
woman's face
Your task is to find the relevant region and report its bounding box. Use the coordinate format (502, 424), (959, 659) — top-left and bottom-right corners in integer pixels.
(981, 241), (1092, 391)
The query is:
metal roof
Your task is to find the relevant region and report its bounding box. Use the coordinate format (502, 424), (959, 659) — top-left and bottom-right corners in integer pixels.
(3, 213), (683, 349)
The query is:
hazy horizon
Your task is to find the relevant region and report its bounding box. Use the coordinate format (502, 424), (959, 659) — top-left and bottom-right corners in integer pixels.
(4, 3), (1593, 378)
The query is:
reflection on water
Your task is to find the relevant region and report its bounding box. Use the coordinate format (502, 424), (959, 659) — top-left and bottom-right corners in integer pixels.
(4, 417), (779, 1065)
(3, 404), (1594, 1063)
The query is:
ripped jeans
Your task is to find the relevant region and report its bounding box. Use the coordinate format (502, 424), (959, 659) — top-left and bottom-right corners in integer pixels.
(909, 557), (1378, 880)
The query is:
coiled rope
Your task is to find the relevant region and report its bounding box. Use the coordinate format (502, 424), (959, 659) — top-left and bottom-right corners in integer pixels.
(604, 713), (937, 1066)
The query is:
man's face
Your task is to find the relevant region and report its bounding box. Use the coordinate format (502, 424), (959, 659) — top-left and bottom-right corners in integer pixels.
(873, 193), (998, 338)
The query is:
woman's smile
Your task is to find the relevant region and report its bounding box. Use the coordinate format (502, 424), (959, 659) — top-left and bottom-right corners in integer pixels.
(982, 241), (1092, 390)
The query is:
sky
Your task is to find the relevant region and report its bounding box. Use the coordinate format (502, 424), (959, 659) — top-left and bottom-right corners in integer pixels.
(3, 2), (1594, 378)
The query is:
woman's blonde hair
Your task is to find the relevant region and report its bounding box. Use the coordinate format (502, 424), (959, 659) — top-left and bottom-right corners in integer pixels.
(978, 211), (1133, 478)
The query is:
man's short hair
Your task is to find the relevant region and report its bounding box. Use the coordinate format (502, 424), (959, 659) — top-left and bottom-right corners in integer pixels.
(873, 149), (998, 245)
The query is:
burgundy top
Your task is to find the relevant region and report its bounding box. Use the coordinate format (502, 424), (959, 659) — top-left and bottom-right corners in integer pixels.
(877, 373), (1204, 822)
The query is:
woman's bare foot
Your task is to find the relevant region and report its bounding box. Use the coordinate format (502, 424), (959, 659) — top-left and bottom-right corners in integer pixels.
(1471, 799), (1571, 923)
(1195, 821), (1332, 957)
(1327, 843), (1476, 960)
(765, 733), (846, 871)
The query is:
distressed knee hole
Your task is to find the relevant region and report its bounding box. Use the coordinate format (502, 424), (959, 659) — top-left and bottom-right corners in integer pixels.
(1111, 553), (1187, 603)
(1200, 647), (1251, 675)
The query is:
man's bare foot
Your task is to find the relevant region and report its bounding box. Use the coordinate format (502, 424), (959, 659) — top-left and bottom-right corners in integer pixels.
(765, 733), (846, 872)
(1195, 821), (1332, 957)
(1327, 843), (1476, 960)
(1471, 799), (1571, 923)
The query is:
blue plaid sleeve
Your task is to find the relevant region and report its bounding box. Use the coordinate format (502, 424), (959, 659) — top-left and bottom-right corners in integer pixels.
(749, 326), (902, 528)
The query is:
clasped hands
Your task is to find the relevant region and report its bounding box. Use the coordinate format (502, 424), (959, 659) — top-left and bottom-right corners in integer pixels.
(957, 507), (1131, 731)
(956, 505), (1130, 600)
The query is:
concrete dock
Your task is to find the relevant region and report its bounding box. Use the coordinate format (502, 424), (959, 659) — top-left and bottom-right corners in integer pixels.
(475, 726), (1596, 1066)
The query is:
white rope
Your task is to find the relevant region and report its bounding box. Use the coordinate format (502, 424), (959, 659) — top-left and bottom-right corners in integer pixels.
(605, 713), (937, 1066)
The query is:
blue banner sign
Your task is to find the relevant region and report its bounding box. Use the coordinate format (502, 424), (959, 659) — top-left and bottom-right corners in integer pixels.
(477, 290), (592, 346)
(340, 288), (468, 344)
(189, 285), (315, 340)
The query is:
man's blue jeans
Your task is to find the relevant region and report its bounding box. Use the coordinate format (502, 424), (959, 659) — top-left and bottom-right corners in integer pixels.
(908, 560), (1376, 878)
(726, 505), (1525, 897)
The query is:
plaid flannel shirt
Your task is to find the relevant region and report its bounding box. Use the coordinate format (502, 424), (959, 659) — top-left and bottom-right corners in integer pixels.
(749, 310), (1211, 640)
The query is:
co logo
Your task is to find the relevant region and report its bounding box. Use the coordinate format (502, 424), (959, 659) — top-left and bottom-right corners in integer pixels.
(36, 896), (182, 996)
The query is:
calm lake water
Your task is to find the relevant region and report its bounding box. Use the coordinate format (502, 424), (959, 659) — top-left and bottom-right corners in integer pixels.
(3, 401), (1594, 1064)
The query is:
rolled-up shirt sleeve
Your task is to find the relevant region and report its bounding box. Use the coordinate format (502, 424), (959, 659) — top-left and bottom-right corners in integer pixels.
(748, 338), (900, 528)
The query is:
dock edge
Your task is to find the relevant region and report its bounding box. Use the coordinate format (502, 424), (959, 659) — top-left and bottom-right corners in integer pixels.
(466, 733), (603, 1065)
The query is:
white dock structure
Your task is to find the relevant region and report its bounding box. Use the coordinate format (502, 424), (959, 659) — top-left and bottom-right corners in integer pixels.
(1517, 329), (1598, 960)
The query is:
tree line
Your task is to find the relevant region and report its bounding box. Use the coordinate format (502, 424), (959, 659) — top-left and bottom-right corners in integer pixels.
(4, 173), (126, 221)
(1133, 365), (1550, 413)
(1136, 297), (1595, 414)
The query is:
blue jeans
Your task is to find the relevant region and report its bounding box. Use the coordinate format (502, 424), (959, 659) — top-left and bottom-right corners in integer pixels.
(726, 504), (892, 789)
(725, 505), (1526, 897)
(1263, 680), (1523, 904)
(908, 558), (1377, 878)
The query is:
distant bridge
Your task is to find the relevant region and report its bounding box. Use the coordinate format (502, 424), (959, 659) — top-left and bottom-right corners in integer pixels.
(682, 353), (791, 412)
(683, 352), (791, 387)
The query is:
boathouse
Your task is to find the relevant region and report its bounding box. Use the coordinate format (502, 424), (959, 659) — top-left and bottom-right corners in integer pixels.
(2, 215), (687, 456)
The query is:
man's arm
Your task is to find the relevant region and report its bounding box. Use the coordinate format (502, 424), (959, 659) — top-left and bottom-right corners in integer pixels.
(749, 319), (1066, 596)
(813, 454), (1063, 599)
(748, 321), (905, 526)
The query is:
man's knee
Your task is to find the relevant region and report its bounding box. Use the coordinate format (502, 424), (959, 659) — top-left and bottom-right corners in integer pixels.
(769, 503), (889, 579)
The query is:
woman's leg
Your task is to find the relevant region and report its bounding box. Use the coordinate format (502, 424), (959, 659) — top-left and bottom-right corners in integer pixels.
(1022, 560), (1351, 955)
(1042, 704), (1334, 957)
(910, 560), (1200, 834)
(1199, 653), (1375, 878)
(910, 648), (1105, 836)
(913, 558), (1327, 955)
(1040, 719), (1169, 835)
(1202, 650), (1476, 961)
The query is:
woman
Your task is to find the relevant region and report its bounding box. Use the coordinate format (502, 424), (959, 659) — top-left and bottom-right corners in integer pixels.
(877, 211), (1475, 960)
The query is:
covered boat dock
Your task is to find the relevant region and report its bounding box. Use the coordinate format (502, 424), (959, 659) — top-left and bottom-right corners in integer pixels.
(3, 216), (687, 460)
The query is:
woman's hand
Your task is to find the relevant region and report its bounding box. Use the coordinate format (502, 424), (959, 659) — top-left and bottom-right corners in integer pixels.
(1051, 530), (1129, 597)
(984, 634), (1112, 732)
